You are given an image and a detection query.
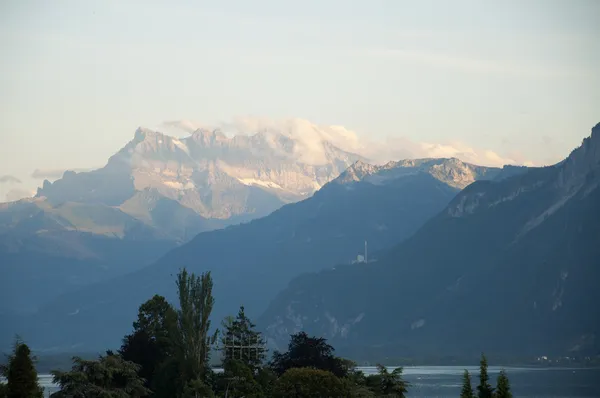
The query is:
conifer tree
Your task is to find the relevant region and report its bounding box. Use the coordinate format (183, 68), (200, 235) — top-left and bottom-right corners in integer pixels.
(460, 369), (474, 398)
(476, 353), (494, 398)
(495, 369), (512, 398)
(219, 306), (267, 371)
(1, 338), (43, 398)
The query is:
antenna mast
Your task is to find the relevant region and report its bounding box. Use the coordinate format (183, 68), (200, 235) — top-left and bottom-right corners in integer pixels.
(365, 240), (368, 264)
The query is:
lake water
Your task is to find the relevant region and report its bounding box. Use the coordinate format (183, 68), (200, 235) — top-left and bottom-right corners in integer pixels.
(37, 366), (600, 397)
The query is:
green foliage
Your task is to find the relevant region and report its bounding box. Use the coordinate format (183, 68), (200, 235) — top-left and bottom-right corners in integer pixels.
(0, 383), (6, 398)
(271, 367), (348, 398)
(255, 367), (278, 397)
(119, 295), (177, 396)
(219, 306), (267, 371)
(269, 332), (350, 378)
(340, 370), (376, 398)
(369, 364), (409, 397)
(217, 359), (264, 398)
(51, 354), (150, 397)
(495, 369), (512, 398)
(461, 369), (474, 398)
(181, 378), (214, 398)
(173, 268), (217, 394)
(1, 338), (44, 398)
(477, 354), (494, 398)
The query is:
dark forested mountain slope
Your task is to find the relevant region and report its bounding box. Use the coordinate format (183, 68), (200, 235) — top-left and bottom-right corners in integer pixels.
(11, 158), (503, 351)
(0, 199), (178, 314)
(259, 123), (600, 358)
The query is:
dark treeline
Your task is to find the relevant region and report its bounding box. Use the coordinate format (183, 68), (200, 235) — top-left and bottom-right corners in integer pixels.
(1, 268), (512, 397)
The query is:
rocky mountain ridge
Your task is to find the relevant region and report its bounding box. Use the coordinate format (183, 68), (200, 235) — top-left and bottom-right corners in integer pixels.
(335, 157), (507, 188)
(37, 126), (364, 221)
(11, 157), (505, 351)
(1, 124), (362, 319)
(259, 123), (600, 358)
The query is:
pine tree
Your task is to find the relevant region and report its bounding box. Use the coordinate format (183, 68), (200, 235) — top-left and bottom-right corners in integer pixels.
(495, 369), (512, 398)
(460, 369), (474, 398)
(219, 306), (267, 371)
(477, 353), (494, 398)
(1, 338), (43, 398)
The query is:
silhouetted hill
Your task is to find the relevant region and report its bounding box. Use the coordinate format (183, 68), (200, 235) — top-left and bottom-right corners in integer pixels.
(259, 123), (600, 358)
(9, 158), (502, 351)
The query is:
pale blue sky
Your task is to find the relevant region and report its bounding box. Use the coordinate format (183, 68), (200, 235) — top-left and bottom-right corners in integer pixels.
(1, 0), (599, 200)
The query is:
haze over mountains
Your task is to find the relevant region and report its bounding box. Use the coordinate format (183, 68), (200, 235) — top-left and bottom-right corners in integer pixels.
(260, 123), (600, 359)
(1, 121), (598, 362)
(3, 150), (510, 351)
(0, 124), (362, 316)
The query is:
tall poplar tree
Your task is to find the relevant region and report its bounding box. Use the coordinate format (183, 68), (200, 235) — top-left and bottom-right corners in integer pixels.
(174, 268), (217, 393)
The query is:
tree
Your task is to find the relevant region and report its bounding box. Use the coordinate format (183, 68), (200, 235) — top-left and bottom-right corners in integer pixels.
(219, 306), (267, 371)
(495, 369), (512, 398)
(218, 359), (263, 398)
(269, 332), (350, 378)
(51, 354), (150, 397)
(181, 378), (214, 398)
(119, 295), (177, 395)
(477, 354), (494, 398)
(271, 368), (348, 398)
(372, 364), (409, 397)
(0, 337), (44, 398)
(173, 268), (217, 391)
(255, 368), (277, 397)
(341, 369), (376, 398)
(460, 369), (474, 398)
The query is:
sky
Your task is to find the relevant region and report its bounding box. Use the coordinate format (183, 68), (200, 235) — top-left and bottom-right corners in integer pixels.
(1, 0), (599, 201)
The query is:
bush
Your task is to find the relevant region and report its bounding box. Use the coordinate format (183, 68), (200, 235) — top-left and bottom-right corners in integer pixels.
(272, 367), (348, 398)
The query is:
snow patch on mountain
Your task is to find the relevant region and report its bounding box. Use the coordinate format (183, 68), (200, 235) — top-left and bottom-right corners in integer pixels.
(238, 178), (284, 190)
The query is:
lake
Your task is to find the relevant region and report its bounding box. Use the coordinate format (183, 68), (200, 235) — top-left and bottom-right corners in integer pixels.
(37, 366), (600, 397)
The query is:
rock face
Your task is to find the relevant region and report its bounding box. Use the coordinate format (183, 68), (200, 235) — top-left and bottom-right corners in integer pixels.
(0, 124), (362, 322)
(15, 158), (503, 351)
(259, 123), (600, 359)
(336, 158), (503, 189)
(37, 126), (363, 220)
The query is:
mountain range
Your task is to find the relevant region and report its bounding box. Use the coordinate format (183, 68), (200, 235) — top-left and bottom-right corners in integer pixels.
(6, 155), (505, 351)
(2, 122), (598, 362)
(0, 126), (362, 316)
(37, 127), (363, 220)
(259, 123), (600, 359)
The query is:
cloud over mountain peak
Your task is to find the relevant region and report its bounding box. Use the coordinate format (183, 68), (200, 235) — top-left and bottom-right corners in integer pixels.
(160, 117), (535, 168)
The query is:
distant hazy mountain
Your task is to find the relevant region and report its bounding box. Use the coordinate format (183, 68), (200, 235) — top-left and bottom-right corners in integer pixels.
(0, 198), (179, 313)
(36, 126), (363, 220)
(259, 123), (600, 359)
(1, 125), (363, 316)
(11, 157), (505, 351)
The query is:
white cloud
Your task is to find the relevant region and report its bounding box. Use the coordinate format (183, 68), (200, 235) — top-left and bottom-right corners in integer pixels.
(158, 120), (211, 137)
(204, 117), (533, 168)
